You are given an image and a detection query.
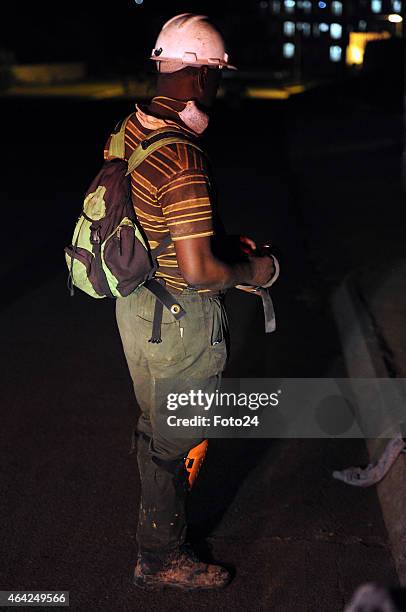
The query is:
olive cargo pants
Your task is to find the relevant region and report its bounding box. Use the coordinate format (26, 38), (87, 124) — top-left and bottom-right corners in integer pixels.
(116, 285), (228, 553)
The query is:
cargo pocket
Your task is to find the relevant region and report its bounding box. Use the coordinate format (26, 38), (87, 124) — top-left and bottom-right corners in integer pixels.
(136, 309), (187, 365)
(209, 297), (229, 372)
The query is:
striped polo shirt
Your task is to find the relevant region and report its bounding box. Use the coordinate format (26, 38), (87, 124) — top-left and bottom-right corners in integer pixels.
(104, 98), (214, 294)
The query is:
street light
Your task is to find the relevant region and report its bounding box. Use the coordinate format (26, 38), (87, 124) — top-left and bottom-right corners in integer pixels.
(387, 14), (403, 24)
(378, 13), (404, 37)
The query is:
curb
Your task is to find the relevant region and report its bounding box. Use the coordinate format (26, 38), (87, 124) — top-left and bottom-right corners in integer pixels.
(332, 275), (406, 585)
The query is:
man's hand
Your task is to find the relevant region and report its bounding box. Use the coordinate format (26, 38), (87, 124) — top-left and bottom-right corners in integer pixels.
(248, 253), (276, 288)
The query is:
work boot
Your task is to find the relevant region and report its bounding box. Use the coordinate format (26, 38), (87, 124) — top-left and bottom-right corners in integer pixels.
(134, 544), (232, 591)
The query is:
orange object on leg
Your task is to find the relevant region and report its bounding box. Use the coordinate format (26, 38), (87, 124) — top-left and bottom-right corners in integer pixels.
(184, 440), (208, 488)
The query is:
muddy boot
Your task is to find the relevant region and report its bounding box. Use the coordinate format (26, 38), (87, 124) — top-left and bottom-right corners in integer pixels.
(134, 544), (232, 591)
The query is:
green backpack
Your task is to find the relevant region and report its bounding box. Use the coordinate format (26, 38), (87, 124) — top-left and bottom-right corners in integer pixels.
(64, 115), (204, 333)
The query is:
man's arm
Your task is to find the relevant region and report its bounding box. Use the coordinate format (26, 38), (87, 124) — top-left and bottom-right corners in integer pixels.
(157, 149), (275, 290)
(174, 236), (275, 291)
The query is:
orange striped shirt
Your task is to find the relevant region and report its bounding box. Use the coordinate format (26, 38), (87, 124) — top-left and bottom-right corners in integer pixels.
(104, 102), (214, 294)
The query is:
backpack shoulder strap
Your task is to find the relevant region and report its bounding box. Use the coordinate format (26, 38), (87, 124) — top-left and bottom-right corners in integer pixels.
(126, 129), (204, 176)
(107, 114), (133, 159)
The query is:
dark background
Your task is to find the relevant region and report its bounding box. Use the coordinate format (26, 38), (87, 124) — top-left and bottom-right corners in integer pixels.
(3, 2), (245, 72)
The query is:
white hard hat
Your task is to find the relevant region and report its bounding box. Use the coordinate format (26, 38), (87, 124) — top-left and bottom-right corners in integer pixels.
(150, 13), (236, 72)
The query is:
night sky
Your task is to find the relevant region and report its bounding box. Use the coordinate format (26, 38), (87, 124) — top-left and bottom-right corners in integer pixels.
(3, 1), (261, 73)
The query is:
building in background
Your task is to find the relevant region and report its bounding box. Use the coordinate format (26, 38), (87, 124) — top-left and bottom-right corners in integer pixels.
(260, 0), (403, 77)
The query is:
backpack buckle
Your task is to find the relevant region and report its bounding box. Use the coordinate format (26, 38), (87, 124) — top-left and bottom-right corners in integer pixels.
(90, 227), (101, 244)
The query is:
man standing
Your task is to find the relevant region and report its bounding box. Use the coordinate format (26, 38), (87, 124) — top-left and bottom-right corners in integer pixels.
(108, 14), (276, 591)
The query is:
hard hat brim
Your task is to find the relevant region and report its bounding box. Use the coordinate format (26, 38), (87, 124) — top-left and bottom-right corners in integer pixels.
(150, 55), (237, 70)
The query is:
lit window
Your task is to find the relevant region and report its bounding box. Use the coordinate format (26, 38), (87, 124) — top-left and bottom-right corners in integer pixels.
(371, 0), (382, 12)
(392, 0), (402, 10)
(332, 1), (343, 14)
(330, 45), (342, 61)
(283, 42), (295, 57)
(320, 22), (329, 32)
(271, 1), (281, 13)
(303, 23), (311, 36)
(284, 0), (295, 13)
(358, 19), (367, 30)
(330, 23), (342, 38)
(284, 21), (296, 35)
(297, 22), (311, 36)
(313, 23), (320, 36)
(301, 0), (312, 12)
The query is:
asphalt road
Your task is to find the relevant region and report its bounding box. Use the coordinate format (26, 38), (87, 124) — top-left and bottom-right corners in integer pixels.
(0, 95), (399, 611)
